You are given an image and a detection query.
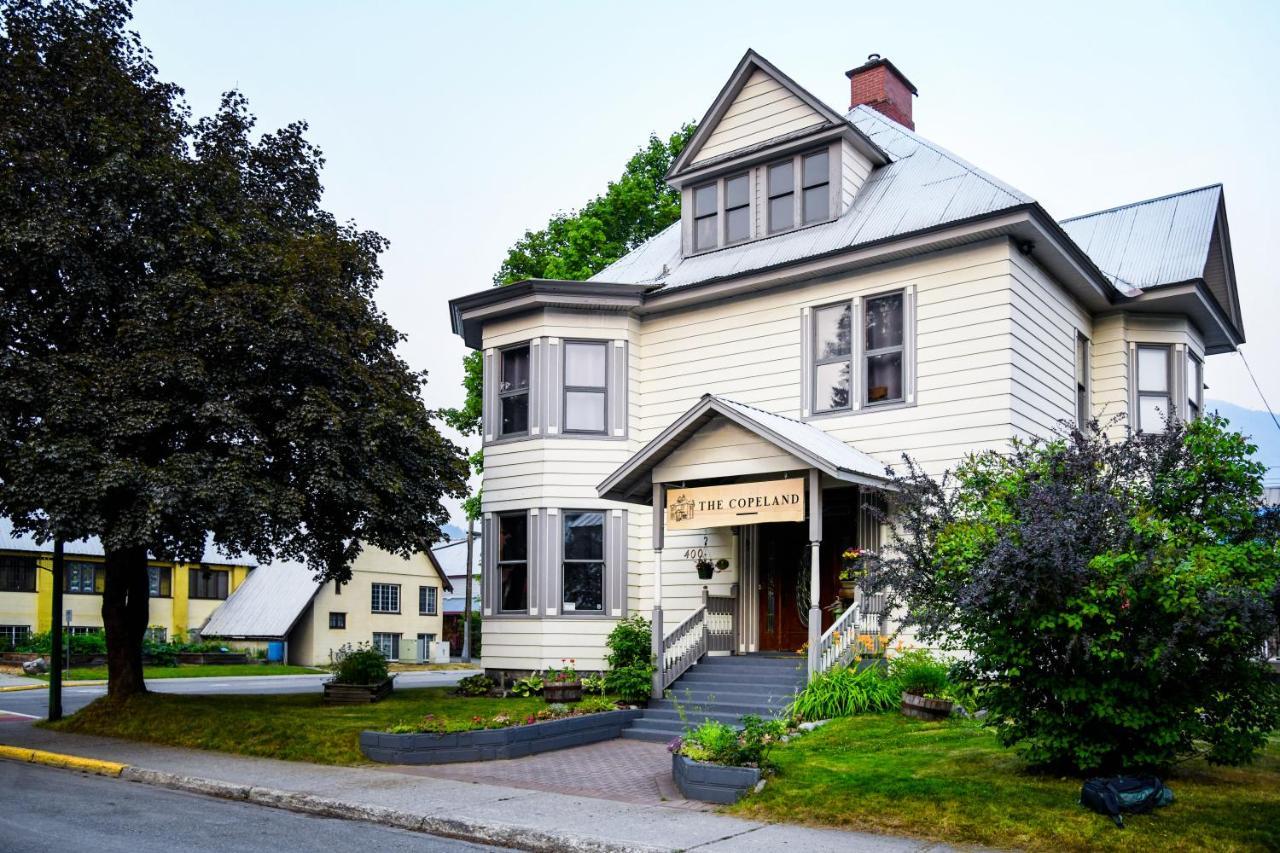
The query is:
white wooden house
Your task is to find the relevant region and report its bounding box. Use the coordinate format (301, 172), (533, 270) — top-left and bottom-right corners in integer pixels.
(447, 51), (1244, 690)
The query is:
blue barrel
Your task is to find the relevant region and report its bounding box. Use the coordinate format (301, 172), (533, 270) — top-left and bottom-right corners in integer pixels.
(266, 641), (285, 662)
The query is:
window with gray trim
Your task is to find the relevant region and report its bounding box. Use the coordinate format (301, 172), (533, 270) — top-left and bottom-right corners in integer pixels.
(864, 292), (905, 405)
(497, 512), (528, 613)
(562, 511), (604, 613)
(813, 302), (853, 413)
(1136, 345), (1171, 433)
(801, 150), (829, 225)
(1075, 333), (1090, 429)
(1186, 353), (1202, 419)
(767, 159), (794, 233)
(725, 173), (750, 244)
(499, 345), (530, 436)
(563, 341), (608, 434)
(693, 182), (718, 252)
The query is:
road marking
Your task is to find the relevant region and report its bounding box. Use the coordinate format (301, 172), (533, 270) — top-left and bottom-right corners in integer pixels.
(0, 710), (41, 720)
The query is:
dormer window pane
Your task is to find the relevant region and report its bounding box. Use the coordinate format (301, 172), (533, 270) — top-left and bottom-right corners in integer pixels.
(802, 150), (830, 225)
(768, 161), (794, 233)
(725, 173), (750, 243)
(693, 182), (718, 251)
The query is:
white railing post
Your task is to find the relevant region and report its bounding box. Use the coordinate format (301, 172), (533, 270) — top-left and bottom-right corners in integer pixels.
(651, 549), (663, 699)
(807, 470), (822, 681)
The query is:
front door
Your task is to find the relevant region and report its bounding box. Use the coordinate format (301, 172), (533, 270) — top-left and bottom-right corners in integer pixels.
(756, 521), (811, 652)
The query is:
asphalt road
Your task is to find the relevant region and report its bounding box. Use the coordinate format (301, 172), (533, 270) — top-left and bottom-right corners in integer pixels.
(0, 762), (511, 852)
(0, 669), (474, 719)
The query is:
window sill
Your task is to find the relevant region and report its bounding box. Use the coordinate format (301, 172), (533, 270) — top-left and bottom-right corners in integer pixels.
(804, 399), (915, 421)
(371, 610), (402, 615)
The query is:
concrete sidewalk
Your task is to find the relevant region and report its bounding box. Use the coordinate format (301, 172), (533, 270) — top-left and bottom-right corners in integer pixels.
(0, 673), (46, 692)
(0, 724), (957, 852)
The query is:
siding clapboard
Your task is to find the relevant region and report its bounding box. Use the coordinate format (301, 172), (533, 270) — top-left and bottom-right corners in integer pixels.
(692, 70), (826, 165)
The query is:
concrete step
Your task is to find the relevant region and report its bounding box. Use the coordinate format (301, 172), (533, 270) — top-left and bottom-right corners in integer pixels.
(694, 657), (805, 672)
(667, 674), (804, 692)
(660, 685), (800, 702)
(620, 725), (680, 743)
(650, 697), (790, 717)
(639, 708), (775, 726)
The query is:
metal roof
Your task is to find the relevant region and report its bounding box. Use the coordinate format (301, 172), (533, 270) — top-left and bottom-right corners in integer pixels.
(199, 560), (320, 640)
(598, 394), (892, 504)
(1060, 185), (1222, 292)
(591, 105), (1033, 292)
(0, 517), (256, 567)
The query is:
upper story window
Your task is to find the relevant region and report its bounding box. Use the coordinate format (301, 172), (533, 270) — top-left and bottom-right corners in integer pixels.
(1186, 353), (1202, 419)
(1136, 345), (1171, 433)
(562, 511), (605, 613)
(813, 302), (853, 413)
(693, 183), (718, 252)
(148, 565), (171, 598)
(725, 173), (750, 243)
(864, 292), (904, 406)
(499, 345), (530, 436)
(564, 341), (608, 434)
(371, 582), (401, 614)
(769, 149), (830, 235)
(767, 159), (794, 233)
(1075, 333), (1090, 429)
(64, 560), (103, 594)
(0, 555), (37, 593)
(419, 585), (438, 616)
(801, 150), (830, 225)
(497, 512), (528, 613)
(189, 567), (229, 600)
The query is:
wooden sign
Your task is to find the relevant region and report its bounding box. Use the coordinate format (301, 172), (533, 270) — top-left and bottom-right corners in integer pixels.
(666, 479), (805, 530)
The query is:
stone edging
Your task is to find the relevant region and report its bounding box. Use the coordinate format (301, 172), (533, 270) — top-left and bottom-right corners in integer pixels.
(360, 709), (643, 765)
(671, 753), (761, 804)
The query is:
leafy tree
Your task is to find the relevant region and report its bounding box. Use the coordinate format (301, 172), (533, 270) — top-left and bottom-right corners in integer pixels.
(0, 0), (467, 697)
(870, 415), (1280, 773)
(442, 123), (696, 519)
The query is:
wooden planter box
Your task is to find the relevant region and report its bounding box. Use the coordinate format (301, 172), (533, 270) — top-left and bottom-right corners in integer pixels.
(324, 677), (394, 705)
(176, 652), (250, 665)
(671, 754), (761, 804)
(901, 691), (953, 721)
(543, 681), (583, 703)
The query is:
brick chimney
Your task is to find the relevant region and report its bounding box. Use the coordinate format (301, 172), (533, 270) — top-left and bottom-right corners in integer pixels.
(846, 54), (917, 130)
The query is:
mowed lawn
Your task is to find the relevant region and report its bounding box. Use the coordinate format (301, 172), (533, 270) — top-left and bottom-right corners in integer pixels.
(729, 714), (1280, 852)
(38, 664), (323, 681)
(44, 687), (548, 765)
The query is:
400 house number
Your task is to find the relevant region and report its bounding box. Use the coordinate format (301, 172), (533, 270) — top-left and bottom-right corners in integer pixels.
(683, 548), (706, 561)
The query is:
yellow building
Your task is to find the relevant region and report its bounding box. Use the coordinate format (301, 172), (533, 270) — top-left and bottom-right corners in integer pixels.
(0, 519), (252, 648)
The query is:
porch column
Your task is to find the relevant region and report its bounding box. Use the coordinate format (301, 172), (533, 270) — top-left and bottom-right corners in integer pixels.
(807, 469), (823, 680)
(651, 482), (665, 699)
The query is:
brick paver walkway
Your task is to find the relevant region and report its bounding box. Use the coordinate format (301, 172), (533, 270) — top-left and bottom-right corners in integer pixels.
(390, 738), (714, 810)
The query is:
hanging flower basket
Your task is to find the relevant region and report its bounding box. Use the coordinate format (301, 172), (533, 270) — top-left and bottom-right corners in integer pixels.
(839, 547), (867, 600)
(695, 559), (715, 580)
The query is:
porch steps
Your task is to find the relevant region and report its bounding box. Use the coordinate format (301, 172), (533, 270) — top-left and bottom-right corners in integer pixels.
(620, 655), (806, 743)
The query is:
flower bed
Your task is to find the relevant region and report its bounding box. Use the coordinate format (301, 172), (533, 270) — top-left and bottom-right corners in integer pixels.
(667, 715), (790, 803)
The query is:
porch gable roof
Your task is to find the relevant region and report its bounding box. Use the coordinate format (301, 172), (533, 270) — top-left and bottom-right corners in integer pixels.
(597, 394), (892, 505)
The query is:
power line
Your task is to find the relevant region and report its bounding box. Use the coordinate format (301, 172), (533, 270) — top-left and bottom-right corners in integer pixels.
(1238, 349), (1280, 436)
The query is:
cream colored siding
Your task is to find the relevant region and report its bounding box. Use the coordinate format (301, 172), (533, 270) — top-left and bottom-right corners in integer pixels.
(1089, 313), (1204, 437)
(1091, 314), (1128, 430)
(653, 420), (804, 482)
(692, 70), (825, 165)
(840, 138), (873, 214)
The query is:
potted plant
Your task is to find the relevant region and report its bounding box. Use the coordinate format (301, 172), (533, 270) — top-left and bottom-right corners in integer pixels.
(324, 642), (394, 704)
(669, 715), (787, 804)
(543, 658), (583, 703)
(891, 649), (953, 721)
(839, 547), (866, 599)
(695, 558), (714, 580)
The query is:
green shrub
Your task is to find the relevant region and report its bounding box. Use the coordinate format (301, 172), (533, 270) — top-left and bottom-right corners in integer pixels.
(510, 673), (544, 697)
(577, 694), (617, 713)
(786, 663), (900, 721)
(18, 630), (107, 656)
(674, 714), (788, 769)
(890, 649), (950, 698)
(604, 614), (654, 702)
(454, 673), (494, 696)
(330, 643), (389, 685)
(581, 673), (607, 695)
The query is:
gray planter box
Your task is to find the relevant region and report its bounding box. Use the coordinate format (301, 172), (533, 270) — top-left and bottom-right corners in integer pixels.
(671, 753), (761, 804)
(360, 709), (643, 764)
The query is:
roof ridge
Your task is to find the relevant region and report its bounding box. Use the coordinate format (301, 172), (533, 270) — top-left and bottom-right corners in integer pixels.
(1059, 183), (1223, 224)
(847, 105), (1033, 204)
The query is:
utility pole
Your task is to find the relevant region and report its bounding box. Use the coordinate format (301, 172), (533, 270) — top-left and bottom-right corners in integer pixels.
(48, 539), (63, 722)
(461, 518), (475, 663)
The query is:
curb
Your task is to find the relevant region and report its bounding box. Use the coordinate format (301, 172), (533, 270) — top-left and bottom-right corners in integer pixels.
(0, 684), (43, 692)
(122, 767), (667, 853)
(0, 744), (127, 777)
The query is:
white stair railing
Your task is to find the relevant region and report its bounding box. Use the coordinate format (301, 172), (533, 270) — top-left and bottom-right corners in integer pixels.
(658, 606), (707, 691)
(814, 592), (886, 675)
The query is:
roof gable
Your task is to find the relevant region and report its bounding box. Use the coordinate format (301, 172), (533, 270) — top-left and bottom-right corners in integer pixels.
(670, 49), (884, 179)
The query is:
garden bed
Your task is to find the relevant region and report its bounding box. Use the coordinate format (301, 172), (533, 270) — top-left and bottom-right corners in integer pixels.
(360, 709), (642, 764)
(672, 753), (761, 804)
(324, 677), (394, 704)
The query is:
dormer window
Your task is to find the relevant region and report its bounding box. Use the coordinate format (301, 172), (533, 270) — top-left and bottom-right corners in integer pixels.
(802, 150), (830, 225)
(767, 160), (794, 233)
(693, 183), (718, 252)
(725, 173), (750, 244)
(769, 149), (831, 235)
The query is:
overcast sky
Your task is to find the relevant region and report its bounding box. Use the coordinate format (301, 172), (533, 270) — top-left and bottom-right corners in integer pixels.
(128, 0), (1280, 514)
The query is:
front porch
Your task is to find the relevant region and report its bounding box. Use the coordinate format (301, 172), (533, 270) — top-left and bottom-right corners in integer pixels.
(597, 394), (894, 697)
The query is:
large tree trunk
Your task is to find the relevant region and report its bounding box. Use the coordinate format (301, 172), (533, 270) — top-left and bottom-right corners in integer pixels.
(101, 546), (151, 699)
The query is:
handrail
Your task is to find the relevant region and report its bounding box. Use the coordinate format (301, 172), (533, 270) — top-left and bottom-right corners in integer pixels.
(814, 592), (886, 675)
(659, 605), (707, 691)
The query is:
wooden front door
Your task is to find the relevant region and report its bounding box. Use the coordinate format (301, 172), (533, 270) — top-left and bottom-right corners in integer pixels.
(756, 521), (812, 652)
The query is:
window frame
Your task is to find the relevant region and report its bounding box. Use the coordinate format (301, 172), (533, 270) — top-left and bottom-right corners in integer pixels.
(1135, 344), (1173, 433)
(811, 301), (854, 415)
(497, 343), (531, 438)
(800, 149), (830, 226)
(723, 171), (751, 246)
(188, 566), (229, 600)
(1075, 332), (1091, 430)
(0, 555), (38, 593)
(1186, 352), (1202, 419)
(766, 157), (795, 234)
(863, 290), (906, 407)
(148, 565), (172, 598)
(371, 631), (401, 661)
(0, 625), (30, 649)
(561, 510), (606, 615)
(418, 585), (438, 616)
(370, 582), (401, 614)
(496, 511), (530, 614)
(328, 611), (346, 630)
(562, 339), (609, 435)
(692, 180), (719, 253)
(64, 560), (103, 595)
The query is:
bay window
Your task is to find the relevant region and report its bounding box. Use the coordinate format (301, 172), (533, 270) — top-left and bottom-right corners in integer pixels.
(497, 512), (528, 613)
(499, 345), (530, 436)
(1187, 353), (1202, 419)
(1076, 333), (1090, 429)
(1136, 345), (1171, 433)
(562, 511), (604, 613)
(563, 341), (608, 434)
(864, 292), (905, 406)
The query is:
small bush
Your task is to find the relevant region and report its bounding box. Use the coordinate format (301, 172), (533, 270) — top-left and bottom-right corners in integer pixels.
(890, 649), (950, 698)
(674, 714), (788, 769)
(604, 663), (653, 703)
(510, 673), (544, 697)
(604, 614), (655, 702)
(330, 643), (389, 685)
(581, 673), (607, 695)
(19, 630), (107, 656)
(455, 674), (494, 697)
(577, 694), (617, 713)
(786, 663), (899, 721)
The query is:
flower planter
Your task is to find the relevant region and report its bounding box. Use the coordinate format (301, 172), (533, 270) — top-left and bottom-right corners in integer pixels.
(671, 754), (761, 804)
(900, 691), (953, 721)
(324, 677), (394, 705)
(543, 681), (583, 703)
(695, 563), (714, 580)
(838, 580), (859, 600)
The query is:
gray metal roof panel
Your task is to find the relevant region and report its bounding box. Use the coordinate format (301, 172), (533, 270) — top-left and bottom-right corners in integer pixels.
(590, 106), (1032, 292)
(200, 560), (320, 639)
(716, 398), (889, 482)
(1059, 185), (1221, 290)
(0, 518), (256, 567)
